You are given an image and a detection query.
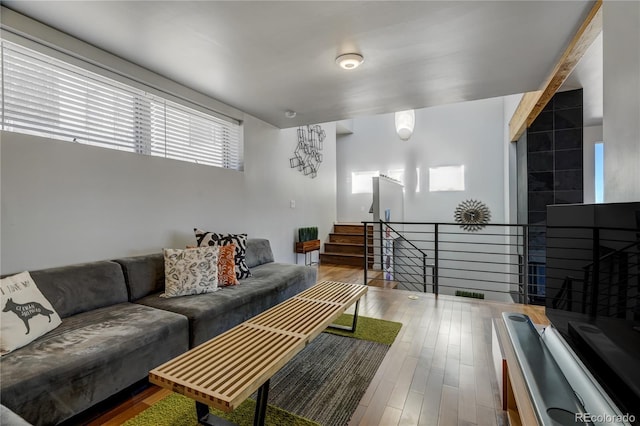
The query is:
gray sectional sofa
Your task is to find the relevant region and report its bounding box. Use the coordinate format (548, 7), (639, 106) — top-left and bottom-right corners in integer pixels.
(0, 239), (317, 426)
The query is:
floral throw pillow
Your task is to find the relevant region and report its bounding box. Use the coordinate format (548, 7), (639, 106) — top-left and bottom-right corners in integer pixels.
(162, 246), (219, 298)
(194, 229), (252, 279)
(186, 245), (238, 286)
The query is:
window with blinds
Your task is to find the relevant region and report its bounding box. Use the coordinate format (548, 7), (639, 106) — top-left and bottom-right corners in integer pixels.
(0, 41), (242, 170)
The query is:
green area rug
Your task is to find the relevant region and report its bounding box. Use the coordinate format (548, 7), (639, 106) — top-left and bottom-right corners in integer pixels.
(125, 315), (401, 426)
(125, 393), (318, 426)
(325, 313), (401, 346)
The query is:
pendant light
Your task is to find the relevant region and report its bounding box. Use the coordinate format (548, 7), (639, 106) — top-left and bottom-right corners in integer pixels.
(395, 110), (415, 141)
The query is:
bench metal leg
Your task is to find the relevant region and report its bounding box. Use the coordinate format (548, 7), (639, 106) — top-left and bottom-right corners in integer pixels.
(195, 401), (237, 426)
(328, 300), (360, 332)
(194, 380), (270, 426)
(254, 379), (270, 426)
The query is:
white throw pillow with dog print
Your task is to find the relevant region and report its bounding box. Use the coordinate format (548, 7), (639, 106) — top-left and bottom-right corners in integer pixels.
(1, 271), (62, 355)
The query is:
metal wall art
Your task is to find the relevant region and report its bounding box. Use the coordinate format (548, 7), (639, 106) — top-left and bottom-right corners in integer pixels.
(290, 125), (325, 178)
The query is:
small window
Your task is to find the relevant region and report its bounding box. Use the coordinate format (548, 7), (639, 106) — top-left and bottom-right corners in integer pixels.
(351, 170), (379, 194)
(595, 142), (604, 203)
(0, 41), (242, 170)
(429, 165), (465, 192)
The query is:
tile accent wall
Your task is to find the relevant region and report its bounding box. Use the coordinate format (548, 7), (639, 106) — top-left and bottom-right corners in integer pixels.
(527, 89), (584, 228)
(525, 89), (583, 301)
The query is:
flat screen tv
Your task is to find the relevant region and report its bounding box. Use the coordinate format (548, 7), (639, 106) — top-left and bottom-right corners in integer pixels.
(546, 202), (640, 423)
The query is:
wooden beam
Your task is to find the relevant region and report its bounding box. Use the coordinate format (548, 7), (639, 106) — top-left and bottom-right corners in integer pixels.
(509, 0), (603, 142)
(509, 91), (543, 142)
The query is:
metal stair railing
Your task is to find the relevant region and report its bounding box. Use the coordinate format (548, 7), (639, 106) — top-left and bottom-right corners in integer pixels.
(379, 221), (435, 293)
(361, 221), (537, 301)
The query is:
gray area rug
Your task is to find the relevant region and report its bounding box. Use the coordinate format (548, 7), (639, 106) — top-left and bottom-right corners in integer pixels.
(259, 333), (389, 426)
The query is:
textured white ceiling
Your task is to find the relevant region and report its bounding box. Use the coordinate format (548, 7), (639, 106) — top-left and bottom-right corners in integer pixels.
(2, 1), (597, 128)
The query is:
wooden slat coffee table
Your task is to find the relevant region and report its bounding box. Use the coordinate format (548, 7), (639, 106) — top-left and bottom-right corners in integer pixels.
(149, 280), (367, 426)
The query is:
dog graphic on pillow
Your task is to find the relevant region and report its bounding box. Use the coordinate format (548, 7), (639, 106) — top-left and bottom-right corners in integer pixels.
(3, 298), (55, 334)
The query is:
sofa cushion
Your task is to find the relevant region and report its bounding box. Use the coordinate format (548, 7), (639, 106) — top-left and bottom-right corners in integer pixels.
(0, 302), (188, 426)
(135, 262), (317, 347)
(1, 272), (62, 355)
(29, 261), (128, 319)
(115, 253), (165, 301)
(245, 238), (275, 269)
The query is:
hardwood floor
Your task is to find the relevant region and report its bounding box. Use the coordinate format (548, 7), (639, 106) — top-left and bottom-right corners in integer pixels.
(88, 264), (547, 425)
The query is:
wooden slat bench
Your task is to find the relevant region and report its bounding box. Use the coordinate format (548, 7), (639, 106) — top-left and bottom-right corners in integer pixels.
(149, 280), (367, 426)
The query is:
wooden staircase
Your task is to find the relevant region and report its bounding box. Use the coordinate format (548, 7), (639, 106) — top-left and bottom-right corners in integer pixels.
(320, 224), (374, 267)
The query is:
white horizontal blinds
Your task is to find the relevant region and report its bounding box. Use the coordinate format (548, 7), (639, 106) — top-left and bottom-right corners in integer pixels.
(149, 97), (241, 169)
(149, 98), (167, 158)
(134, 95), (152, 155)
(2, 42), (142, 152)
(0, 45), (3, 125)
(1, 41), (242, 170)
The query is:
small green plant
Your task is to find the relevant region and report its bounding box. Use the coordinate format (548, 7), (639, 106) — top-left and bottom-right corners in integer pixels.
(455, 290), (485, 300)
(298, 226), (318, 242)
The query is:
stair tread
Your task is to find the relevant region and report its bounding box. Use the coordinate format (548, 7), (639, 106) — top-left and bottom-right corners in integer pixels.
(321, 252), (373, 258)
(325, 242), (366, 246)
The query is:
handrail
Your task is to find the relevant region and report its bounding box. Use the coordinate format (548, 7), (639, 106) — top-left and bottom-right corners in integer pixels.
(365, 220), (436, 293)
(376, 220), (429, 259)
(364, 220), (542, 228)
(363, 220), (639, 234)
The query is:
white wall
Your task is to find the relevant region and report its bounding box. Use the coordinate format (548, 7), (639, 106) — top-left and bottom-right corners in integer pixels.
(0, 8), (337, 274)
(337, 96), (506, 224)
(503, 94), (523, 297)
(336, 97), (513, 301)
(0, 120), (337, 274)
(503, 94), (523, 224)
(603, 1), (640, 202)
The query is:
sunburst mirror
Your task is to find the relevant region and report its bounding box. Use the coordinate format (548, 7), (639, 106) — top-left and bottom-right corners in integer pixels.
(454, 199), (491, 232)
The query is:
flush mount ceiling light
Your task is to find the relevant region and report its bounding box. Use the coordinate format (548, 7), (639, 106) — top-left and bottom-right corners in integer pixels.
(395, 109), (415, 141)
(285, 110), (297, 118)
(335, 53), (364, 70)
